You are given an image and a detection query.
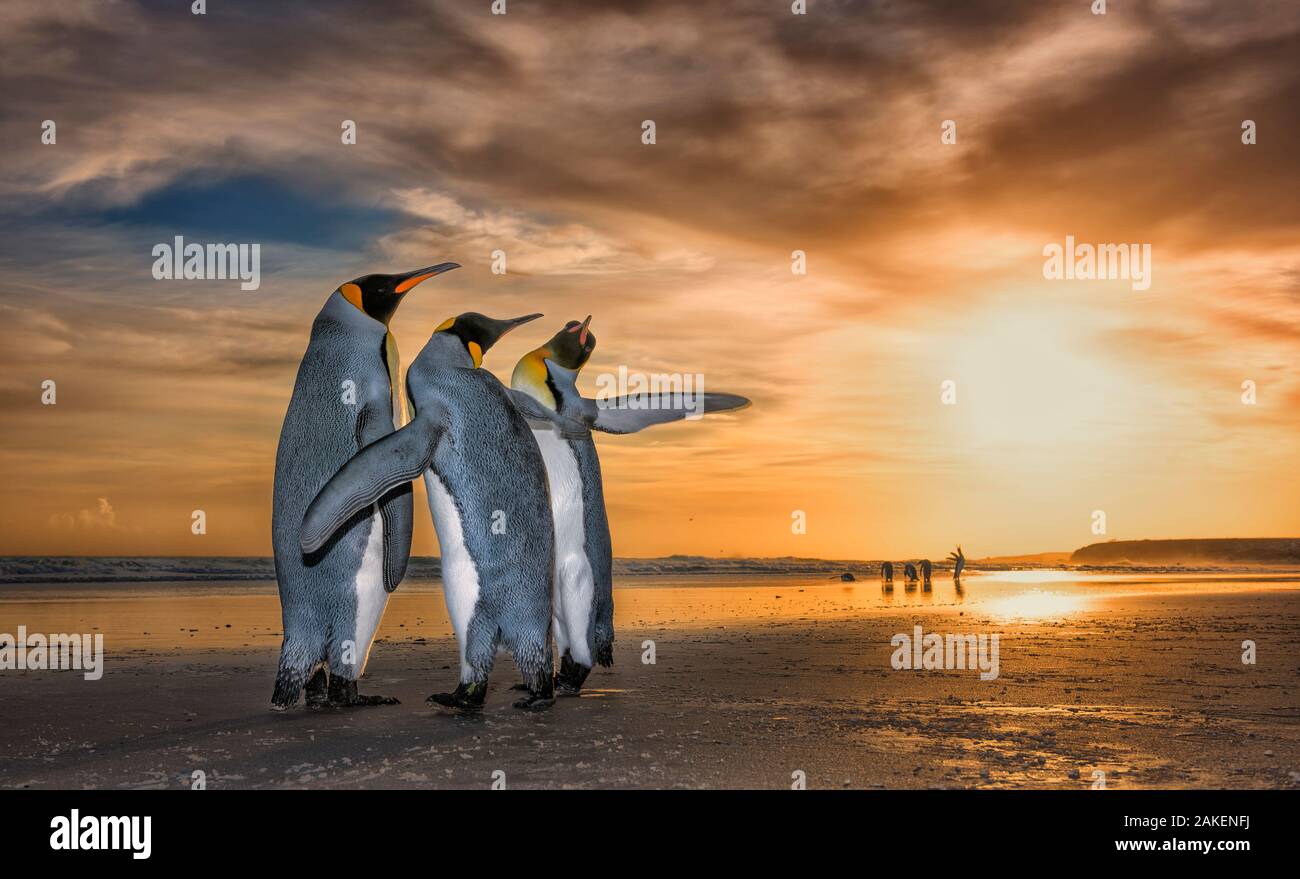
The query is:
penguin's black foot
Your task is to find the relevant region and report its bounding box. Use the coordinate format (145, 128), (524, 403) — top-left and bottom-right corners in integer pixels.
(304, 668), (330, 709)
(427, 681), (487, 713)
(595, 641), (614, 668)
(270, 672), (303, 711)
(508, 683), (532, 692)
(351, 693), (401, 706)
(555, 653), (592, 696)
(512, 666), (555, 710)
(327, 676), (399, 707)
(512, 692), (555, 711)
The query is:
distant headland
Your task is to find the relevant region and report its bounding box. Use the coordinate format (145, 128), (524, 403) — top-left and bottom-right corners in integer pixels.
(1069, 538), (1300, 566)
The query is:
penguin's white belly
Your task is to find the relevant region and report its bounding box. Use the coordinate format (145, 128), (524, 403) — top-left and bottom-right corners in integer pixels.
(424, 471), (481, 679)
(532, 429), (595, 666)
(352, 508), (389, 676)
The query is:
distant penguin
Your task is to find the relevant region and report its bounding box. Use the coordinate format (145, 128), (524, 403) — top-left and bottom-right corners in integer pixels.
(509, 316), (750, 695)
(301, 312), (582, 712)
(881, 561), (894, 583)
(904, 562), (919, 582)
(920, 558), (932, 584)
(948, 545), (966, 579)
(271, 262), (459, 710)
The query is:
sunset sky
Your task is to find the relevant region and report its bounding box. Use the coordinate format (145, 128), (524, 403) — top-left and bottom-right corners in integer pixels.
(1, 0), (1298, 559)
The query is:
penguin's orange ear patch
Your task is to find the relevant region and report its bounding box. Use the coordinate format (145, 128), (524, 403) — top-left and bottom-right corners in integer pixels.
(467, 341), (483, 368)
(434, 317), (456, 333)
(341, 283), (364, 311)
(395, 272), (437, 294)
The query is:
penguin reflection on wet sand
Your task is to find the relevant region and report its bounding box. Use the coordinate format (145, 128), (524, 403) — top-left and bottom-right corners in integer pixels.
(301, 312), (586, 712)
(510, 316), (751, 695)
(271, 263), (459, 710)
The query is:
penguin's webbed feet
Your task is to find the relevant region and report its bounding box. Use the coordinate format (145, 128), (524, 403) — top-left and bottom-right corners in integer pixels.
(328, 676), (400, 707)
(555, 653), (592, 697)
(512, 691), (555, 711)
(304, 668), (330, 709)
(511, 667), (555, 711)
(427, 680), (487, 713)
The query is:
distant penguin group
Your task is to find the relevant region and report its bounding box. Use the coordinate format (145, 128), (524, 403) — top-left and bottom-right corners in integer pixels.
(881, 556), (941, 591)
(274, 266), (751, 712)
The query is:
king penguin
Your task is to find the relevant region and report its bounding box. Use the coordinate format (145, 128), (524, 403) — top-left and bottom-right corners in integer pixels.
(300, 312), (584, 712)
(510, 316), (751, 695)
(270, 262), (458, 710)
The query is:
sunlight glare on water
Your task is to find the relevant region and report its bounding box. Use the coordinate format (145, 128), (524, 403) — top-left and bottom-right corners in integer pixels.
(982, 588), (1088, 621)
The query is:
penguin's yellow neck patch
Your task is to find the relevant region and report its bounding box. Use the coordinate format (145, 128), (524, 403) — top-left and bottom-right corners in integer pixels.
(467, 341), (483, 368)
(340, 283), (364, 312)
(510, 347), (556, 409)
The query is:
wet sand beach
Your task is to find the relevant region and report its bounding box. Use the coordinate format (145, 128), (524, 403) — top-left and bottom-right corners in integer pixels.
(1, 572), (1297, 789)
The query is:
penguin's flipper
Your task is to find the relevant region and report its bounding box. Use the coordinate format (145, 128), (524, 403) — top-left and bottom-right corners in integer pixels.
(589, 392), (752, 434)
(505, 389), (592, 440)
(353, 401), (417, 591)
(300, 419), (440, 555)
(378, 484), (414, 593)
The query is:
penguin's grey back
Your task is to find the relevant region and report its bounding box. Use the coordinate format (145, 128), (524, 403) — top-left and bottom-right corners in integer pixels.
(273, 295), (393, 615)
(418, 364), (554, 647)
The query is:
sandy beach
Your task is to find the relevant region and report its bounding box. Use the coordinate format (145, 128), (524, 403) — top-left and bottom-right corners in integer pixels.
(1, 571), (1297, 790)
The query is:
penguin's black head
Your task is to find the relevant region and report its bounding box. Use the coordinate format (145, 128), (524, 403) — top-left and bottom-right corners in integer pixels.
(545, 315), (595, 370)
(434, 312), (543, 367)
(340, 262), (459, 325)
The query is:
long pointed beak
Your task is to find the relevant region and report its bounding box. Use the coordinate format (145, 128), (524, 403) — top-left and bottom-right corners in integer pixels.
(578, 314), (592, 345)
(501, 312), (544, 332)
(482, 312), (543, 351)
(394, 262), (460, 294)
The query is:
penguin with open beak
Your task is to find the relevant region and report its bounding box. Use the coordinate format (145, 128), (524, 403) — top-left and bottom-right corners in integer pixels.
(508, 315), (751, 695)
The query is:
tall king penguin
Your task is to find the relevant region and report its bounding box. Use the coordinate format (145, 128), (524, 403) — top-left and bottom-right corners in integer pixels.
(271, 263), (459, 710)
(510, 317), (751, 694)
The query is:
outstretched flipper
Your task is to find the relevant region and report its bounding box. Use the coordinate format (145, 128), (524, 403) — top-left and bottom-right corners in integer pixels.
(301, 417), (441, 555)
(591, 392), (751, 434)
(539, 357), (751, 434)
(505, 389), (592, 439)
